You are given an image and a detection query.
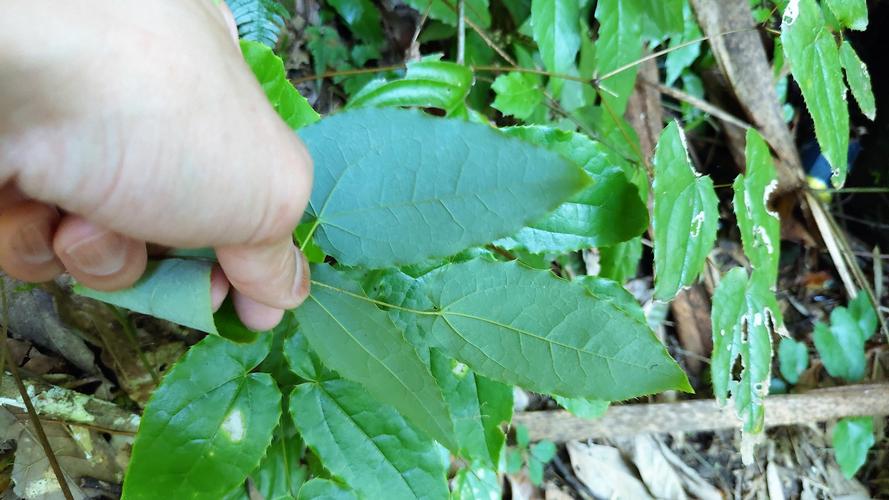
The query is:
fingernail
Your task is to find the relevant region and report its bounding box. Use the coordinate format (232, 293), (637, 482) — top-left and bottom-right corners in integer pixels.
(64, 231), (126, 277)
(13, 223), (56, 264)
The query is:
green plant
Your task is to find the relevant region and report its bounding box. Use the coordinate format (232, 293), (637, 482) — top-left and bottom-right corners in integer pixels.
(69, 0), (879, 496)
(506, 426), (557, 486)
(814, 293), (878, 382)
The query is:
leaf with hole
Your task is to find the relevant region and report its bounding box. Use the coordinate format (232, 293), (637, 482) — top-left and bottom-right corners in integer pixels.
(782, 0), (849, 186)
(734, 128), (781, 286)
(299, 108), (590, 268)
(295, 264), (456, 449)
(289, 379), (449, 499)
(652, 121), (719, 301)
(123, 335), (281, 499)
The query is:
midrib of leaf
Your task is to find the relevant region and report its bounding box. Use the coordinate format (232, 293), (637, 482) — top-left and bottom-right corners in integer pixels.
(316, 383), (420, 497)
(306, 294), (451, 441)
(311, 280), (658, 369)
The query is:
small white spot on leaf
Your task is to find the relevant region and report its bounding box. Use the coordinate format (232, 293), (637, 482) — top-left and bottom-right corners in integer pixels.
(690, 211), (705, 237)
(763, 180), (779, 219)
(783, 0), (800, 26)
(222, 409), (245, 442)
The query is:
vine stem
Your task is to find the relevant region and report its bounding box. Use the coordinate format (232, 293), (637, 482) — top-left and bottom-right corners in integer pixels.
(0, 280), (74, 500)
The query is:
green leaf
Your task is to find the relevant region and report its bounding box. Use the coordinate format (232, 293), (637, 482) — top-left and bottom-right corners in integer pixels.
(416, 259), (690, 400)
(495, 126), (648, 254)
(452, 465), (502, 500)
(430, 350), (512, 467)
(641, 0), (684, 40)
(554, 396), (609, 419)
(306, 26), (350, 77)
(839, 41), (876, 121)
(595, 0), (643, 113)
(283, 330), (331, 382)
(528, 457), (545, 485)
(782, 0), (849, 187)
(299, 108), (590, 267)
(531, 0), (581, 94)
(530, 440), (557, 463)
(349, 59), (473, 114)
(833, 417), (874, 479)
(298, 479), (358, 500)
(289, 380), (449, 499)
(599, 237), (643, 283)
(75, 259), (217, 334)
(824, 0), (868, 30)
(711, 268), (786, 433)
(123, 336), (281, 499)
(241, 40), (320, 130)
(402, 0), (491, 27)
(252, 418), (307, 500)
(652, 121), (719, 300)
(328, 0), (384, 44)
(778, 337), (809, 384)
(734, 129), (781, 286)
(665, 2), (703, 86)
(813, 294), (876, 382)
(506, 449), (524, 473)
(492, 72), (545, 120)
(227, 0), (288, 47)
(295, 264), (456, 449)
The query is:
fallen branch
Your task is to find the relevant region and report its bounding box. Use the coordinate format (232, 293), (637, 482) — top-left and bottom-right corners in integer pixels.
(515, 384), (889, 442)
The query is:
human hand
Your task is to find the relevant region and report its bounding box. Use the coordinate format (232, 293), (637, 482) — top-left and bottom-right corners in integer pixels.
(0, 0), (312, 331)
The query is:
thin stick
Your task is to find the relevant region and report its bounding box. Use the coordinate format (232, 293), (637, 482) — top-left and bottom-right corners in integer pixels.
(456, 0), (465, 65)
(0, 281), (74, 500)
(648, 80), (752, 130)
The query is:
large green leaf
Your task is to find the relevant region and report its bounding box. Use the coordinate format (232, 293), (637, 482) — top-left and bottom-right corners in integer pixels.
(299, 108), (589, 268)
(241, 40), (320, 130)
(295, 264), (456, 449)
(75, 259), (217, 334)
(289, 380), (449, 499)
(824, 0), (868, 30)
(491, 72), (545, 120)
(328, 0), (384, 44)
(495, 126), (648, 254)
(430, 350), (513, 467)
(839, 41), (876, 121)
(652, 121), (719, 300)
(413, 259), (690, 399)
(711, 268), (786, 433)
(599, 237), (643, 283)
(734, 129), (781, 286)
(227, 0), (288, 47)
(452, 465), (501, 500)
(348, 59), (473, 114)
(531, 0), (581, 95)
(833, 417), (874, 479)
(403, 0), (491, 27)
(594, 0), (643, 113)
(251, 418), (307, 500)
(782, 0), (849, 187)
(641, 0), (683, 40)
(123, 336), (281, 499)
(813, 294), (877, 382)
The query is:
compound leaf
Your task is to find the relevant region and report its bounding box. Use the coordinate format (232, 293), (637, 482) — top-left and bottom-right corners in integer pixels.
(782, 0), (849, 186)
(227, 0), (289, 47)
(300, 108), (589, 267)
(839, 41), (876, 121)
(495, 126), (648, 254)
(652, 121), (719, 300)
(711, 268), (786, 433)
(295, 264), (456, 449)
(418, 259), (690, 400)
(833, 417), (874, 479)
(123, 336), (281, 499)
(734, 129), (781, 286)
(594, 0), (643, 113)
(813, 294), (876, 382)
(289, 380), (449, 499)
(241, 40), (320, 130)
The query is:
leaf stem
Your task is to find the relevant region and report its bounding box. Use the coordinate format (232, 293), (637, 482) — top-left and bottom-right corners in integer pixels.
(0, 280), (75, 500)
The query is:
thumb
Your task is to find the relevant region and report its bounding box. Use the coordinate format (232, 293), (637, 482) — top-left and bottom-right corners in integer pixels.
(217, 237), (311, 310)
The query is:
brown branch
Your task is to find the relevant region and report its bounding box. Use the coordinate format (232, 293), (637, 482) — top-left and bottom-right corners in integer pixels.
(648, 79), (752, 130)
(515, 384), (889, 442)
